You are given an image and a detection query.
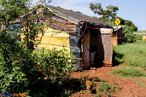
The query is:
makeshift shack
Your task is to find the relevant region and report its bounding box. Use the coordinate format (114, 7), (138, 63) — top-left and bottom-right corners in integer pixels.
(31, 5), (114, 70)
(112, 26), (124, 46)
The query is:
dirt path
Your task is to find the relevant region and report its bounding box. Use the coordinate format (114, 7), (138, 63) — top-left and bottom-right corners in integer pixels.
(71, 67), (146, 97)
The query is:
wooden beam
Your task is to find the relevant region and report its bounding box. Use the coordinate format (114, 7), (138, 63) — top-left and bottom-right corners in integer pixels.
(83, 30), (90, 69)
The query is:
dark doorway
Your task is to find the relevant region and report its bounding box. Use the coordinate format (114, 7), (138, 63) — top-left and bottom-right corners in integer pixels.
(90, 29), (104, 67)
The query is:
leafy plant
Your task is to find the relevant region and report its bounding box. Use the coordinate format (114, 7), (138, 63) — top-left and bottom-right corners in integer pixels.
(0, 0), (75, 96)
(123, 26), (138, 43)
(0, 30), (30, 93)
(32, 49), (73, 84)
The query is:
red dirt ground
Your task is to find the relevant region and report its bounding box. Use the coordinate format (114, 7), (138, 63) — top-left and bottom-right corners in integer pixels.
(70, 67), (146, 97)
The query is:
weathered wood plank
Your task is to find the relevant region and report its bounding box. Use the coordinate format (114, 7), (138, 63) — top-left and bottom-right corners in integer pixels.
(83, 30), (90, 69)
(100, 28), (113, 66)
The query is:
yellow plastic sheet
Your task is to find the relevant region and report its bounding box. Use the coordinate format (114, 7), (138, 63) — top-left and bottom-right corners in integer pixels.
(38, 27), (70, 52)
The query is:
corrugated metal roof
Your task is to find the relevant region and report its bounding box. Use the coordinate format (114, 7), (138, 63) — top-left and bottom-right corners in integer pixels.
(47, 5), (110, 27)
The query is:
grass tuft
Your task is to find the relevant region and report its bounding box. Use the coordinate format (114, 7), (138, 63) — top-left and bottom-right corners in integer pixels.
(112, 67), (146, 77)
(96, 82), (112, 97)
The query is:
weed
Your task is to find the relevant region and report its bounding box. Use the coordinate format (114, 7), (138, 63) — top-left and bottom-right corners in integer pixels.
(96, 82), (112, 97)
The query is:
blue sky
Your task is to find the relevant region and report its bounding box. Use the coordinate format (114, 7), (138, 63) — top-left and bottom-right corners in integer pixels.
(33, 0), (146, 30)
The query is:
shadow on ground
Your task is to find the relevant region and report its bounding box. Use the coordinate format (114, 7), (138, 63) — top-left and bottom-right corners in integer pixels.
(28, 78), (86, 97)
(112, 51), (124, 66)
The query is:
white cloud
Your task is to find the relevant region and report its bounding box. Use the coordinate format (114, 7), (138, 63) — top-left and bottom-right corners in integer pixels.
(50, 0), (97, 16)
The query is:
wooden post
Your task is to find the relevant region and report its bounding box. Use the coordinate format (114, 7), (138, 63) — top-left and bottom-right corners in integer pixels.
(83, 31), (90, 69)
(100, 28), (113, 66)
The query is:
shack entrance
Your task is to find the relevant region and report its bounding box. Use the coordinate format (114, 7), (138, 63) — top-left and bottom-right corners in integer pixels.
(82, 28), (113, 69)
(82, 28), (104, 69)
(90, 29), (104, 67)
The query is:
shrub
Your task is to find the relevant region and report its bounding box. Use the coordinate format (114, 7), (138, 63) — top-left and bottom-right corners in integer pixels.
(32, 49), (73, 84)
(123, 26), (137, 43)
(27, 49), (73, 96)
(0, 30), (30, 93)
(0, 30), (73, 96)
(0, 47), (73, 96)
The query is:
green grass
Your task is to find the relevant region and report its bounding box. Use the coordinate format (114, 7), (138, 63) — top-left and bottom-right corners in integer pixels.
(113, 40), (146, 77)
(135, 80), (146, 88)
(113, 67), (146, 77)
(96, 82), (112, 97)
(114, 40), (146, 68)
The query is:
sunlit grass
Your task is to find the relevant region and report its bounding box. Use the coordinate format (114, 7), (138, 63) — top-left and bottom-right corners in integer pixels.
(112, 67), (146, 77)
(114, 40), (146, 68)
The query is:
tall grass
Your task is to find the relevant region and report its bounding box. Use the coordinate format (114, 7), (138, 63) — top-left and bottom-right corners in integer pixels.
(114, 40), (146, 68)
(113, 67), (146, 77)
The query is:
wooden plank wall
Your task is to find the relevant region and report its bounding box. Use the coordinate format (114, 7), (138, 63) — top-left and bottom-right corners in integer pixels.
(112, 33), (118, 46)
(100, 28), (113, 66)
(112, 27), (123, 46)
(117, 28), (124, 45)
(45, 16), (76, 32)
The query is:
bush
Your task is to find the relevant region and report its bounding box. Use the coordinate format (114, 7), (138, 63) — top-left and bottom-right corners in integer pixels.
(27, 49), (73, 96)
(0, 30), (30, 93)
(0, 26), (74, 96)
(123, 26), (137, 43)
(32, 49), (72, 84)
(0, 48), (73, 96)
(0, 29), (73, 96)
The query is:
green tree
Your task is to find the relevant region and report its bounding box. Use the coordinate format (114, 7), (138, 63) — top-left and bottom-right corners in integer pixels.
(0, 0), (74, 96)
(0, 0), (29, 27)
(20, 4), (54, 51)
(125, 20), (138, 31)
(89, 2), (138, 43)
(0, 0), (52, 51)
(0, 0), (33, 93)
(89, 3), (119, 24)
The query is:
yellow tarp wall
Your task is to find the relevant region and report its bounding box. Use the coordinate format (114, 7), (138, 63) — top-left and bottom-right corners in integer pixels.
(37, 27), (70, 52)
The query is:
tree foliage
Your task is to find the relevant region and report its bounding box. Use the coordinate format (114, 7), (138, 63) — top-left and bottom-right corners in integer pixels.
(0, 0), (29, 26)
(124, 20), (138, 31)
(90, 3), (118, 23)
(20, 4), (54, 51)
(0, 0), (73, 96)
(0, 28), (31, 92)
(89, 2), (138, 43)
